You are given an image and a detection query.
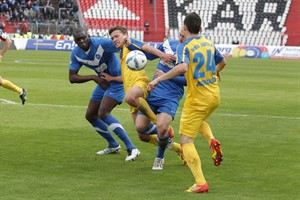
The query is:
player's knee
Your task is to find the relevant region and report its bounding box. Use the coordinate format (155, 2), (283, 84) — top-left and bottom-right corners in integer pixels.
(157, 126), (168, 138)
(98, 112), (108, 120)
(125, 95), (138, 107)
(85, 114), (97, 123)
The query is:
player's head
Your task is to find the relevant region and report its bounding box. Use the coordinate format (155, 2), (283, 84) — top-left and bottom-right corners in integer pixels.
(108, 25), (128, 49)
(183, 12), (202, 35)
(73, 28), (90, 51)
(179, 25), (186, 43)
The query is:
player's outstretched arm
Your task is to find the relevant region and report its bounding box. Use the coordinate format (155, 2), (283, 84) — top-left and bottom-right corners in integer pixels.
(147, 63), (187, 91)
(141, 44), (176, 64)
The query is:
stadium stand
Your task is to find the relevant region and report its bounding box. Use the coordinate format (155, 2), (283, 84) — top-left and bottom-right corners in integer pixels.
(0, 0), (298, 45)
(79, 0), (144, 40)
(1, 0), (79, 37)
(165, 0), (293, 46)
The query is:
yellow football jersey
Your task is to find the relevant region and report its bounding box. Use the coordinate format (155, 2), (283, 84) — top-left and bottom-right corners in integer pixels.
(121, 46), (150, 93)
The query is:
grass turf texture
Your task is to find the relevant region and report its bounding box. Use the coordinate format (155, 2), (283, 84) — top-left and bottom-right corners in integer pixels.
(0, 50), (299, 200)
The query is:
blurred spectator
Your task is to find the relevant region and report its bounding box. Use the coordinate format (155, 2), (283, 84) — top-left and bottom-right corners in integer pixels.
(1, 0), (79, 36)
(44, 1), (55, 20)
(20, 18), (28, 34)
(2, 1), (9, 12)
(144, 21), (150, 34)
(59, 33), (64, 40)
(58, 0), (66, 9)
(50, 34), (57, 40)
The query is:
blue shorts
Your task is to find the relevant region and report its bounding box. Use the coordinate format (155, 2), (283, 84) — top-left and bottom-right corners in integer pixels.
(140, 96), (179, 119)
(91, 84), (124, 104)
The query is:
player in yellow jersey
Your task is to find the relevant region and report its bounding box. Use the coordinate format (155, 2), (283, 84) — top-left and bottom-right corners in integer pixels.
(0, 29), (26, 105)
(148, 12), (226, 193)
(107, 26), (182, 156)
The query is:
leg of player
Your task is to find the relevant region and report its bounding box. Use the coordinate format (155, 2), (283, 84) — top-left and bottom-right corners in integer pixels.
(135, 114), (158, 144)
(180, 135), (208, 193)
(85, 100), (121, 155)
(0, 78), (27, 105)
(99, 96), (140, 162)
(125, 86), (157, 124)
(153, 112), (179, 170)
(198, 121), (223, 166)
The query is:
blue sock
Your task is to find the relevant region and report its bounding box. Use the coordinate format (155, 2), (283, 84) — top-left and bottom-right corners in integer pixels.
(104, 114), (135, 150)
(156, 136), (168, 158)
(143, 123), (157, 135)
(91, 118), (119, 147)
(156, 145), (165, 158)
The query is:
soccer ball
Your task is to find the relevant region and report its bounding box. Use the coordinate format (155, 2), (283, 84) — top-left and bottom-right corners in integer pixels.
(126, 50), (147, 71)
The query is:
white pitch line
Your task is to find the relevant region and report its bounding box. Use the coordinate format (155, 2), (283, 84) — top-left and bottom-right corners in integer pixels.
(1, 99), (299, 120)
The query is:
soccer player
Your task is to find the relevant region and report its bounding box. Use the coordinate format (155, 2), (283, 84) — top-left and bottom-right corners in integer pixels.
(108, 26), (175, 123)
(107, 26), (181, 156)
(147, 12), (226, 192)
(69, 28), (140, 162)
(134, 38), (186, 170)
(0, 29), (26, 105)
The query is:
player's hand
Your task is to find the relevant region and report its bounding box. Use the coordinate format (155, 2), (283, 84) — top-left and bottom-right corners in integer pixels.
(147, 79), (159, 91)
(100, 72), (113, 81)
(123, 36), (131, 47)
(95, 76), (109, 88)
(161, 53), (176, 65)
(216, 72), (221, 81)
(153, 69), (164, 78)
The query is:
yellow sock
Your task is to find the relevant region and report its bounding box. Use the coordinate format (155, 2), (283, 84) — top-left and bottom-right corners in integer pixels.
(182, 143), (206, 185)
(199, 121), (214, 145)
(1, 79), (22, 94)
(137, 97), (157, 123)
(148, 134), (158, 145)
(172, 142), (182, 154)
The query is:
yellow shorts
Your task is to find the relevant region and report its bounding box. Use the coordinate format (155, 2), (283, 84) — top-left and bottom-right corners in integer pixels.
(129, 79), (150, 114)
(179, 93), (220, 138)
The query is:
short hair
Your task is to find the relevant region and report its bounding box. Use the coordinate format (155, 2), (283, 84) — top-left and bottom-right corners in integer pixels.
(184, 12), (202, 34)
(108, 26), (128, 35)
(73, 28), (87, 37)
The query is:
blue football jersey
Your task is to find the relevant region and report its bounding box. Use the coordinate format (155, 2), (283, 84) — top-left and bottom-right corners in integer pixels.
(148, 39), (186, 101)
(69, 37), (122, 86)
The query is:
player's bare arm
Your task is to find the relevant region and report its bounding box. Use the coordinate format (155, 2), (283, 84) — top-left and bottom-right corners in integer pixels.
(100, 72), (123, 82)
(141, 44), (176, 64)
(69, 69), (109, 88)
(216, 59), (227, 81)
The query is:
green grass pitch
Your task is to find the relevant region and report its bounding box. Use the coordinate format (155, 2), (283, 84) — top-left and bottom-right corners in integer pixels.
(0, 50), (299, 200)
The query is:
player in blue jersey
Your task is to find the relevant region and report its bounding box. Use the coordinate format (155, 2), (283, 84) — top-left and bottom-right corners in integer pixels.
(0, 29), (26, 104)
(134, 38), (186, 170)
(107, 26), (180, 156)
(148, 12), (226, 192)
(69, 28), (140, 162)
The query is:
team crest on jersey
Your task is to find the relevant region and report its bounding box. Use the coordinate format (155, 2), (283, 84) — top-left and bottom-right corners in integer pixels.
(95, 54), (101, 59)
(95, 63), (107, 73)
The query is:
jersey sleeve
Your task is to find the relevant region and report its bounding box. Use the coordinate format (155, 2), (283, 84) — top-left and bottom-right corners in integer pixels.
(69, 50), (82, 71)
(128, 38), (158, 60)
(128, 38), (144, 49)
(214, 46), (224, 65)
(176, 43), (190, 65)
